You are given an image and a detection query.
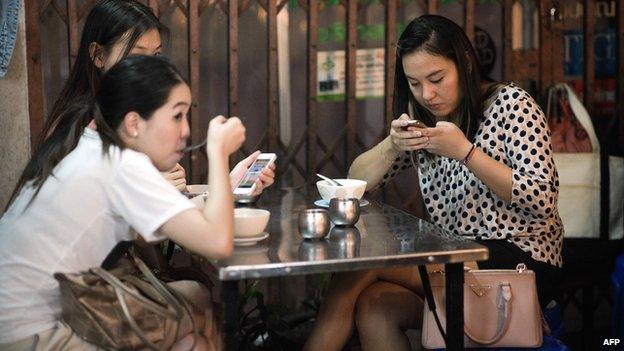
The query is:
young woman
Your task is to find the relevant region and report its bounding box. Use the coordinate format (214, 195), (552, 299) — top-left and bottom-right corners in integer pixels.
(20, 0), (274, 196)
(304, 15), (563, 351)
(0, 55), (241, 350)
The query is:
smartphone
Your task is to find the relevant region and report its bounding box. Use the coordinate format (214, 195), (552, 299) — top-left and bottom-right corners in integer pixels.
(403, 119), (427, 129)
(233, 153), (277, 196)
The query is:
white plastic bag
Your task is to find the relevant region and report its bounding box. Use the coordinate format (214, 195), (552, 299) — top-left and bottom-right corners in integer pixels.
(550, 83), (624, 239)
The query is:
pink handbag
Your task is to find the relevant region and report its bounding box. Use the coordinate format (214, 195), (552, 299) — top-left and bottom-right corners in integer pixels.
(547, 86), (593, 153)
(420, 264), (545, 349)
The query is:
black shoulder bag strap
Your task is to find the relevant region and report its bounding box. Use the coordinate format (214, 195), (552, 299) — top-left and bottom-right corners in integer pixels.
(417, 265), (449, 345)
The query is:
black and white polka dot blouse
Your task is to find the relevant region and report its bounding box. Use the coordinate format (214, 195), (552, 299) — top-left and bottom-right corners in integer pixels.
(379, 83), (563, 267)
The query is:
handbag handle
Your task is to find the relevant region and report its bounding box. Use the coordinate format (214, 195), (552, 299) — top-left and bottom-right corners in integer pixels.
(463, 282), (512, 345)
(92, 267), (177, 319)
(93, 257), (199, 350)
(555, 83), (600, 152)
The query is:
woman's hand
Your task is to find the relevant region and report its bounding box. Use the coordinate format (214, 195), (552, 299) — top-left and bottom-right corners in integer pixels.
(420, 121), (472, 160)
(162, 163), (187, 191)
(230, 151), (276, 196)
(206, 116), (246, 156)
(389, 113), (429, 152)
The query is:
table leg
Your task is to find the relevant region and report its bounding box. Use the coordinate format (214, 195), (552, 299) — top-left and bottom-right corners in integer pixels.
(221, 281), (239, 351)
(445, 263), (464, 350)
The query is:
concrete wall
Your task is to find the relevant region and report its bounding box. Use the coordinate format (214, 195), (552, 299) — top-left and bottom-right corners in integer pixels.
(0, 3), (30, 210)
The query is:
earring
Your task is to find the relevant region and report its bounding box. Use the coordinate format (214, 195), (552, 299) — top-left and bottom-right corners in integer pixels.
(132, 131), (138, 137)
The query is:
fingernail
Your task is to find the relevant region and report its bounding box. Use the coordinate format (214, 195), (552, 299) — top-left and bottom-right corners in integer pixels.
(414, 131), (422, 137)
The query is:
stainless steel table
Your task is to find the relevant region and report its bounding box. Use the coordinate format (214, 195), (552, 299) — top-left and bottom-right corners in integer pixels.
(211, 188), (489, 350)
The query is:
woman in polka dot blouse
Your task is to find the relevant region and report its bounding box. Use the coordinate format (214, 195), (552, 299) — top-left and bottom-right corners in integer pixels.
(303, 15), (563, 351)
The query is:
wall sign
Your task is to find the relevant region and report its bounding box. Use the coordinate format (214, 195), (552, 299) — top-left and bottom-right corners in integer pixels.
(317, 48), (385, 101)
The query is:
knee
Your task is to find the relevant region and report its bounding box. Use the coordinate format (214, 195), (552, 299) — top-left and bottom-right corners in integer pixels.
(354, 288), (391, 334)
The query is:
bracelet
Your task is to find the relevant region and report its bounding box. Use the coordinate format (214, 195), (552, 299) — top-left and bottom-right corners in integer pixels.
(460, 144), (476, 166)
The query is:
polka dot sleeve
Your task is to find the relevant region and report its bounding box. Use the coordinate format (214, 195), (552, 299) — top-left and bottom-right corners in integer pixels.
(502, 88), (559, 219)
(377, 151), (413, 189)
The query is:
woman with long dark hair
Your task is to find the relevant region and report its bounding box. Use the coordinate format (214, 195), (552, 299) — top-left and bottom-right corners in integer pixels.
(0, 55), (240, 350)
(304, 15), (563, 350)
(12, 0), (273, 202)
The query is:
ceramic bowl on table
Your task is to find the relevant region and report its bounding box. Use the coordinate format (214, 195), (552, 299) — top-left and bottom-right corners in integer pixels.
(234, 208), (270, 238)
(316, 178), (367, 201)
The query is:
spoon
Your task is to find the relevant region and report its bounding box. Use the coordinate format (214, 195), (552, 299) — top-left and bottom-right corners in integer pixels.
(316, 173), (343, 186)
(181, 139), (207, 153)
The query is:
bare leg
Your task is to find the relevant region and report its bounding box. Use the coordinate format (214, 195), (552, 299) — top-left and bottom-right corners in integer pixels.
(168, 280), (222, 351)
(303, 266), (428, 351)
(355, 281), (424, 351)
(303, 270), (379, 351)
(303, 263), (477, 351)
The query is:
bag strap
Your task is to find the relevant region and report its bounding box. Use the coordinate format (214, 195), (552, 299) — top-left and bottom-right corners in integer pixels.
(131, 255), (200, 350)
(556, 83), (600, 152)
(94, 257), (199, 350)
(91, 267), (176, 318)
(418, 266), (448, 345)
(114, 286), (163, 351)
(463, 282), (513, 345)
(418, 267), (514, 346)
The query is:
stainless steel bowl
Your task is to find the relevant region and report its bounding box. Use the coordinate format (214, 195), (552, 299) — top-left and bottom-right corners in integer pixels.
(298, 209), (330, 240)
(328, 198), (360, 226)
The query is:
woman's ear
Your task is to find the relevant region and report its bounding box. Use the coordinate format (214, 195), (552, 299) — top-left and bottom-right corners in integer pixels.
(121, 111), (142, 139)
(89, 42), (105, 69)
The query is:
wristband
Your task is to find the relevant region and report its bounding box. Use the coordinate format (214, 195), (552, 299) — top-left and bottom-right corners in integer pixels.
(460, 144), (476, 166)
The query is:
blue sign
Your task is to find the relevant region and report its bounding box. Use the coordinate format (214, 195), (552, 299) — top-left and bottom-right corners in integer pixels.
(564, 28), (616, 77)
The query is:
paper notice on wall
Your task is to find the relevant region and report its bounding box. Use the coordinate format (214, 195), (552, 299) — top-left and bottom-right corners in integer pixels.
(317, 48), (385, 101)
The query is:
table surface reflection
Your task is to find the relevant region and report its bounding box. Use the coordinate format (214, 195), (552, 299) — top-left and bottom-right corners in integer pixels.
(213, 187), (489, 281)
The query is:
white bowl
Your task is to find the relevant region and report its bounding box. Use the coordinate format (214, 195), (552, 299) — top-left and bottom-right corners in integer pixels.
(234, 208), (270, 238)
(316, 178), (367, 201)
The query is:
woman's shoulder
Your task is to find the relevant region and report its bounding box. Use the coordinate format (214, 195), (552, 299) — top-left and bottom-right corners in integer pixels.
(484, 82), (537, 111)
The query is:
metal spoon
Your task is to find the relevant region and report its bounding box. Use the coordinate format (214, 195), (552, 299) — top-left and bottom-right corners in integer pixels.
(181, 139), (207, 153)
(316, 173), (343, 186)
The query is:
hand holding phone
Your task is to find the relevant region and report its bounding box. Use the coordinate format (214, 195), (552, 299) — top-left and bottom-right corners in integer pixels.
(233, 153), (277, 196)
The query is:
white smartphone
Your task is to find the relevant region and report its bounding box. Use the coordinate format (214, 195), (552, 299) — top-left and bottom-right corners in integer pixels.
(233, 153), (277, 196)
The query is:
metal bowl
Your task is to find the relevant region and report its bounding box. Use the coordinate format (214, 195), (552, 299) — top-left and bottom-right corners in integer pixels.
(328, 198), (360, 226)
(298, 209), (330, 240)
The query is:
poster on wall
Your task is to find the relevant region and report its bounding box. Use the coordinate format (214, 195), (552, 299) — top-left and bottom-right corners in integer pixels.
(564, 27), (616, 117)
(317, 48), (385, 101)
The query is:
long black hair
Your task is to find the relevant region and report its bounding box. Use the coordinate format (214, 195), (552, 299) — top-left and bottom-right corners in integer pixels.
(41, 0), (165, 143)
(394, 15), (483, 141)
(6, 1), (165, 210)
(7, 56), (186, 210)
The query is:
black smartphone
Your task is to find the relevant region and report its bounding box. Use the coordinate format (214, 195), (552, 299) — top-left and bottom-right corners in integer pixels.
(403, 119), (427, 130)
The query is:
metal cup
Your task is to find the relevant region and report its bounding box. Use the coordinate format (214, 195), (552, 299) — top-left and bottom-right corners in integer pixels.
(328, 198), (360, 226)
(328, 226), (361, 259)
(298, 208), (330, 240)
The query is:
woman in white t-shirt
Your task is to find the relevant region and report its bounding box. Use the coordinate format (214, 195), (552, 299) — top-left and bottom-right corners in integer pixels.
(0, 55), (241, 350)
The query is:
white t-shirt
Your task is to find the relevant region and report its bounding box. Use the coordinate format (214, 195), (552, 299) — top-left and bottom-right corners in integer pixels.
(0, 128), (195, 343)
